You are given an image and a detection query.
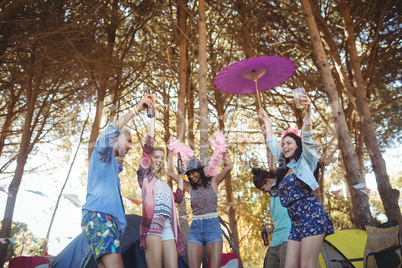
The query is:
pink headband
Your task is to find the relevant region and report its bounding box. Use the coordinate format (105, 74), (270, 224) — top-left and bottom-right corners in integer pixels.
(281, 128), (301, 140)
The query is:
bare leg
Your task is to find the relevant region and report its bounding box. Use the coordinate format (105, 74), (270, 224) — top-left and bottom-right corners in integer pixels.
(99, 253), (124, 268)
(284, 240), (301, 268)
(188, 242), (204, 268)
(145, 235), (163, 268)
(300, 233), (325, 268)
(206, 241), (223, 268)
(162, 239), (178, 268)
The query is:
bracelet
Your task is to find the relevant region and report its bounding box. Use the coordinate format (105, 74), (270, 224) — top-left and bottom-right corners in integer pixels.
(304, 124), (311, 127)
(132, 107), (139, 115)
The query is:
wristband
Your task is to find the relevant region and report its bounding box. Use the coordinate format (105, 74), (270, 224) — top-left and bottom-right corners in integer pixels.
(131, 107), (139, 115)
(304, 124), (311, 127)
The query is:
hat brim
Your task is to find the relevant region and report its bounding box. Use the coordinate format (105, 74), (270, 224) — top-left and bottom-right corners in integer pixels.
(185, 166), (206, 175)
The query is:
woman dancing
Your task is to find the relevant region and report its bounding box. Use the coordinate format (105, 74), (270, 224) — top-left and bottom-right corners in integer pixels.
(137, 113), (185, 268)
(259, 91), (334, 268)
(167, 151), (232, 268)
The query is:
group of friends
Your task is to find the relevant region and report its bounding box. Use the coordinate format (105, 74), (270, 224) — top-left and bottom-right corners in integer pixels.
(81, 91), (334, 268)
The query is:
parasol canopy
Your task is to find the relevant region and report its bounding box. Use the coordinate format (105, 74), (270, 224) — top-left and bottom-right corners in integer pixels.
(214, 56), (295, 95)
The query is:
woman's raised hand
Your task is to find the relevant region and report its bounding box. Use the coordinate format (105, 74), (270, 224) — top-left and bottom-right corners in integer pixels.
(258, 108), (273, 136)
(299, 91), (311, 112)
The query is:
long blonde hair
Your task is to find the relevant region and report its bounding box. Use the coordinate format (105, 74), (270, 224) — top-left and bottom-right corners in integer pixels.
(152, 146), (166, 179)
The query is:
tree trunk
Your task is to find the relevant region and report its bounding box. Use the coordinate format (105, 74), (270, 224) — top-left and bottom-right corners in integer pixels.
(198, 1), (209, 266)
(215, 92), (244, 268)
(341, 155), (359, 227)
(0, 66), (42, 266)
(299, 0), (373, 228)
(198, 0), (208, 166)
(336, 0), (401, 228)
(176, 0), (190, 253)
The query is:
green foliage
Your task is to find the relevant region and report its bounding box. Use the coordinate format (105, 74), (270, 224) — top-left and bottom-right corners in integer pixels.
(0, 222), (45, 263)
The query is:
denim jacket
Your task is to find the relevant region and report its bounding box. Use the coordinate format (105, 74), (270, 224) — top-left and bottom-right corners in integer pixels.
(82, 122), (126, 238)
(266, 130), (319, 197)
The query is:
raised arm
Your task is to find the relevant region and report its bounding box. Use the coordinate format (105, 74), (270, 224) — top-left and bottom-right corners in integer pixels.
(259, 108), (275, 137)
(300, 91), (312, 133)
(139, 116), (155, 169)
(137, 115), (156, 188)
(259, 108), (282, 161)
(299, 92), (319, 168)
(167, 150), (191, 193)
(211, 152), (233, 192)
(114, 95), (154, 131)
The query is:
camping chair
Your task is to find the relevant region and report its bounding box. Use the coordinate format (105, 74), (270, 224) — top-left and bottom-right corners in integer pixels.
(363, 220), (401, 268)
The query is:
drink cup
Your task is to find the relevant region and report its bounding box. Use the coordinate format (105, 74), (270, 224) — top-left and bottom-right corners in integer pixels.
(292, 87), (305, 109)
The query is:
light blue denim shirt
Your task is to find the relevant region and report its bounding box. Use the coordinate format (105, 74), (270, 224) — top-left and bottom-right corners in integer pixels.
(270, 196), (291, 247)
(82, 122), (126, 238)
(266, 130), (319, 197)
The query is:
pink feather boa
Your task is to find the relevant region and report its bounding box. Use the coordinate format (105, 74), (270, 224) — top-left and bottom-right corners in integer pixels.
(205, 131), (227, 177)
(167, 137), (195, 164)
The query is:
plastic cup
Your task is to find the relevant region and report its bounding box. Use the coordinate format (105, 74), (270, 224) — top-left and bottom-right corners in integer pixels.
(292, 87), (305, 109)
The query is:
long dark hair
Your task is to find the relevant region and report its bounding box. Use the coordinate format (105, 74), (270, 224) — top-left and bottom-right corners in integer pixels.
(188, 168), (212, 189)
(251, 167), (277, 189)
(276, 133), (320, 186)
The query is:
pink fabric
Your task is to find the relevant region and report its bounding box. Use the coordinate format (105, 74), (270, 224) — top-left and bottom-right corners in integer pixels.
(167, 137), (195, 164)
(205, 131), (227, 177)
(281, 127), (301, 140)
(9, 256), (50, 268)
(137, 135), (185, 257)
(220, 253), (238, 266)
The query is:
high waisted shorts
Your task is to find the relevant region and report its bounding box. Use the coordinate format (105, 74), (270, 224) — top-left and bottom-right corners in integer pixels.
(188, 217), (223, 246)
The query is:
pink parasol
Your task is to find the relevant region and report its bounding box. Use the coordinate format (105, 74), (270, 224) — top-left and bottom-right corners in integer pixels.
(214, 56), (295, 108)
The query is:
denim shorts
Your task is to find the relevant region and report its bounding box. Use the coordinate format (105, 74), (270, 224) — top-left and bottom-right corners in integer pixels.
(147, 214), (175, 241)
(82, 211), (121, 263)
(188, 217), (222, 246)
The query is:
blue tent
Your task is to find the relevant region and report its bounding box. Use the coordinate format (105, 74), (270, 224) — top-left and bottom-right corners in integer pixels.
(50, 214), (188, 268)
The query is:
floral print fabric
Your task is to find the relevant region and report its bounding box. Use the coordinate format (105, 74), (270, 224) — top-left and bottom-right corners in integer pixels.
(279, 173), (334, 241)
(82, 212), (120, 262)
(278, 173), (313, 207)
(191, 182), (218, 215)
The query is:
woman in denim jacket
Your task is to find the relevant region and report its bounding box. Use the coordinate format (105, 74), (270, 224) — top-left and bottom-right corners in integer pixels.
(259, 91), (334, 268)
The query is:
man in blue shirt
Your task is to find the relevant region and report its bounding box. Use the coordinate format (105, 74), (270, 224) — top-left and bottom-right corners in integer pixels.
(252, 168), (291, 268)
(81, 96), (154, 268)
